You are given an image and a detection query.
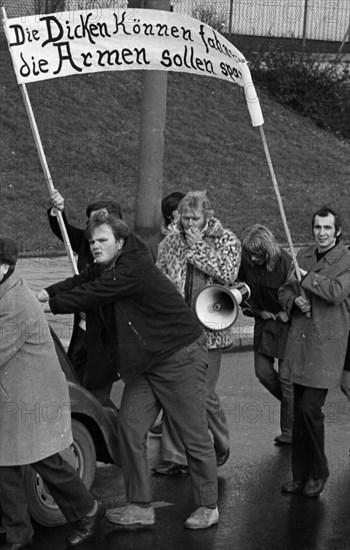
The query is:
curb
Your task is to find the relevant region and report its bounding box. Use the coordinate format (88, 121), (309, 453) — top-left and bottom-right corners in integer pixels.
(16, 242), (320, 259)
(224, 344), (254, 354)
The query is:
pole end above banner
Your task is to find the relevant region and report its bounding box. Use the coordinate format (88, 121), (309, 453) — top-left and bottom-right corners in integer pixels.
(239, 60), (264, 127)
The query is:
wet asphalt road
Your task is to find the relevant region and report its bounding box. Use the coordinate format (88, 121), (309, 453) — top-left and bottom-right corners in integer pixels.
(1, 257), (349, 550)
(2, 352), (349, 550)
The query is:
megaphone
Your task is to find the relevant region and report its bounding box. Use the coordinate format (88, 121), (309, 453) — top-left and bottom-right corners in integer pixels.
(194, 283), (251, 331)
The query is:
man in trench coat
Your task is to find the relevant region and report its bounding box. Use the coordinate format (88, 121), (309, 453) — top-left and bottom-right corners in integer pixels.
(278, 207), (350, 498)
(0, 237), (105, 550)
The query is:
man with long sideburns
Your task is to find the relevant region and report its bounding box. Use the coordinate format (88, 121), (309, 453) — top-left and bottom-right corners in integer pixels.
(155, 190), (241, 474)
(279, 206), (350, 498)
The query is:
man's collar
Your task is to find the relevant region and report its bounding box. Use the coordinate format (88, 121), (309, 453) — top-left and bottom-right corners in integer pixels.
(311, 240), (345, 265)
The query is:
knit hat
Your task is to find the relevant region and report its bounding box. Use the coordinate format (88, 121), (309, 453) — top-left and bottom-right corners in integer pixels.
(0, 237), (18, 266)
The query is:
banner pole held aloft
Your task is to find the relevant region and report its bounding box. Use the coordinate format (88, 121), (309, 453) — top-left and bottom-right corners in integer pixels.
(2, 3), (77, 274)
(239, 60), (264, 127)
(258, 124), (311, 316)
(20, 83), (78, 275)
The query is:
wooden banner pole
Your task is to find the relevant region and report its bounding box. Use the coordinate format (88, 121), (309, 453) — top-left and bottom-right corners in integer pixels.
(2, 6), (78, 275)
(19, 84), (79, 275)
(258, 125), (310, 313)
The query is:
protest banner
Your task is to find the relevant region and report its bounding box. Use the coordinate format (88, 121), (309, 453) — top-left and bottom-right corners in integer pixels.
(2, 7), (305, 288)
(2, 7), (263, 126)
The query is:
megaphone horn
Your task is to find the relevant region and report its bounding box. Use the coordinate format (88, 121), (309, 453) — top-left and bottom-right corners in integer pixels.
(194, 283), (250, 331)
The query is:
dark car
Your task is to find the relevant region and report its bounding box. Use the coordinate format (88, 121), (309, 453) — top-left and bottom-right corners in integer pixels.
(23, 328), (121, 527)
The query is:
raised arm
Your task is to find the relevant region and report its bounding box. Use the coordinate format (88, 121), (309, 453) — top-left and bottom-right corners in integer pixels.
(47, 189), (86, 253)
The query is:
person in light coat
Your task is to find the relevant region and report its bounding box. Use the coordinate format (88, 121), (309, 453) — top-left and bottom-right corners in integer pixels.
(278, 207), (350, 499)
(0, 237), (105, 549)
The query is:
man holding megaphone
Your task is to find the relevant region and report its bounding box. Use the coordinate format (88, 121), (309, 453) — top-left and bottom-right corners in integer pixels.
(155, 190), (241, 479)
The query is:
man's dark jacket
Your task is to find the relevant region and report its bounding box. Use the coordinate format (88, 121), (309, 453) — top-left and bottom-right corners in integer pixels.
(46, 233), (203, 383)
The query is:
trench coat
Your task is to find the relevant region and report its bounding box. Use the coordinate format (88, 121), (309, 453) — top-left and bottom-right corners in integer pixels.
(0, 273), (72, 466)
(278, 242), (350, 389)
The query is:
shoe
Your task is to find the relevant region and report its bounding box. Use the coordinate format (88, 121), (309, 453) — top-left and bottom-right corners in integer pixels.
(152, 461), (189, 475)
(106, 504), (155, 527)
(281, 480), (304, 493)
(65, 501), (106, 547)
(1, 543), (33, 550)
(215, 447), (230, 467)
(274, 435), (292, 446)
(184, 506), (219, 529)
(302, 477), (327, 498)
(149, 421), (163, 436)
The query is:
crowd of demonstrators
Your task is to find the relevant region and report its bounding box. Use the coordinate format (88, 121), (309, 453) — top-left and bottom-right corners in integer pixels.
(0, 237), (105, 550)
(38, 212), (220, 530)
(238, 224), (294, 446)
(2, 191), (349, 548)
(154, 191), (241, 475)
(279, 207), (350, 498)
(48, 189), (123, 406)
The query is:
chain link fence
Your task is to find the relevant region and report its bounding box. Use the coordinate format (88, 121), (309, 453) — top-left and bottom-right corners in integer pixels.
(2, 0), (350, 42)
(173, 1), (350, 42)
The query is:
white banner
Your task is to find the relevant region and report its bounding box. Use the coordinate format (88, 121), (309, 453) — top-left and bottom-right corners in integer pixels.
(3, 8), (263, 126)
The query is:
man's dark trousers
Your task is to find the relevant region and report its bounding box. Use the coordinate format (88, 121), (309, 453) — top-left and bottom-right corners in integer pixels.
(292, 383), (329, 483)
(0, 452), (94, 543)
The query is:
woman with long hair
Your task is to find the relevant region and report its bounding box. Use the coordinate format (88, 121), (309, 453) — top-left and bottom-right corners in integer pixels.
(239, 224), (293, 445)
